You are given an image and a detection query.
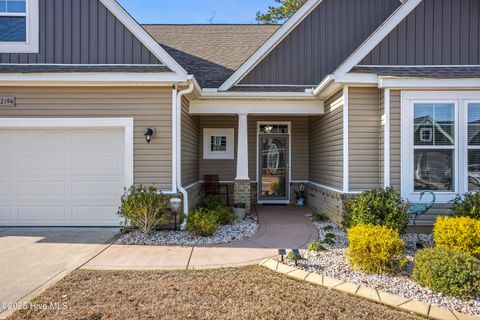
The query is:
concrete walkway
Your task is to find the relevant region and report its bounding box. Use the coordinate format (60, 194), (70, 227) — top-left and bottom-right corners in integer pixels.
(83, 205), (318, 270)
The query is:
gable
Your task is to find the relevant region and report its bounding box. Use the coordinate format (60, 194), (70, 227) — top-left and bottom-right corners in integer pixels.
(0, 0), (160, 65)
(361, 0), (480, 66)
(237, 0), (401, 87)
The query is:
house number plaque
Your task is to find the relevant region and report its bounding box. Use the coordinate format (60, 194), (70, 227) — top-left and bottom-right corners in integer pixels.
(0, 97), (15, 106)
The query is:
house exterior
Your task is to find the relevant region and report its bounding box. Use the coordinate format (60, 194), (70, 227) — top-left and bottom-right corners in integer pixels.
(0, 0), (479, 227)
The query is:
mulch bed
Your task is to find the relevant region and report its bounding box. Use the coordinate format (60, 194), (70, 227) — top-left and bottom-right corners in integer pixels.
(8, 266), (425, 320)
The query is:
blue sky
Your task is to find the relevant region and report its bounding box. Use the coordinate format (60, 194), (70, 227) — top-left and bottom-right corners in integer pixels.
(118, 0), (277, 24)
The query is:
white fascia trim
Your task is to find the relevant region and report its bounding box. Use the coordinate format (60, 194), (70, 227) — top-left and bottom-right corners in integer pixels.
(343, 86), (349, 193)
(379, 77), (480, 89)
(190, 99), (324, 115)
(333, 0), (422, 78)
(0, 117), (134, 189)
(384, 89), (391, 188)
(99, 0), (187, 76)
(0, 0), (39, 53)
(219, 0), (323, 91)
(200, 90), (316, 99)
(171, 86), (178, 194)
(334, 73), (379, 85)
(0, 73), (190, 85)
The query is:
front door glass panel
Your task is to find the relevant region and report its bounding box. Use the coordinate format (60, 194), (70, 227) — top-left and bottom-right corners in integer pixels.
(259, 136), (288, 200)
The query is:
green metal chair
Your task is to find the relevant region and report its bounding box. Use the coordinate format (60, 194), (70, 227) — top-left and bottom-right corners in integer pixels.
(407, 191), (436, 229)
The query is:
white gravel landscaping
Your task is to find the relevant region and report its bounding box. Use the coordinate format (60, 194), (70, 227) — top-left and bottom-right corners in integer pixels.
(286, 221), (480, 317)
(117, 217), (259, 246)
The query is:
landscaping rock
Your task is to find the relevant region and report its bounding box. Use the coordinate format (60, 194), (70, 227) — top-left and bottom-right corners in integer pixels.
(286, 221), (480, 317)
(117, 217), (258, 246)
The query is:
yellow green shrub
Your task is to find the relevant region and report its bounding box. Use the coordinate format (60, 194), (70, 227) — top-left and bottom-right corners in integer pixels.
(346, 224), (407, 274)
(434, 216), (480, 257)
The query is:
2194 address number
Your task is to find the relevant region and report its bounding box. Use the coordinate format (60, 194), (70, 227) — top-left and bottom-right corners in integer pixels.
(0, 97), (15, 105)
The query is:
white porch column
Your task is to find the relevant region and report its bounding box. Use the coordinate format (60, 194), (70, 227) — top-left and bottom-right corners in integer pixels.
(236, 113), (249, 179)
(234, 113), (251, 213)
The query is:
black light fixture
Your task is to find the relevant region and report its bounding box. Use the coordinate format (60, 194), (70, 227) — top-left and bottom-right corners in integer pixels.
(144, 128), (155, 144)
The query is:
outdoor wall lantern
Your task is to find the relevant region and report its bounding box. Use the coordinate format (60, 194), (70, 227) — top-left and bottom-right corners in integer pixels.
(144, 128), (156, 144)
(170, 198), (182, 230)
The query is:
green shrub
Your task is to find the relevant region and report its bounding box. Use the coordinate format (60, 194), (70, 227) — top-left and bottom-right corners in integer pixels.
(202, 195), (226, 210)
(118, 185), (170, 234)
(434, 216), (480, 257)
(312, 212), (329, 223)
(413, 247), (480, 299)
(323, 225), (333, 231)
(285, 251), (303, 262)
(346, 224), (407, 274)
(307, 241), (326, 252)
(215, 206), (236, 225)
(344, 188), (409, 234)
(450, 193), (480, 220)
(186, 208), (220, 237)
(322, 233), (336, 245)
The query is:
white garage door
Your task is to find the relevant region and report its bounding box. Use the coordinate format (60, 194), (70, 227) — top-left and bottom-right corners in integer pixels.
(0, 128), (126, 226)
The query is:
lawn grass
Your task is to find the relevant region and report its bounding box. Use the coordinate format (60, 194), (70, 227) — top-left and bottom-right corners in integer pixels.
(9, 266), (425, 320)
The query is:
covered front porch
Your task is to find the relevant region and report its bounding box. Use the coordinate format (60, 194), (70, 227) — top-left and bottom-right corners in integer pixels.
(190, 97), (323, 211)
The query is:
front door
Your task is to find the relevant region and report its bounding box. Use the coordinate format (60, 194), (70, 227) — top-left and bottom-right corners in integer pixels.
(258, 134), (290, 202)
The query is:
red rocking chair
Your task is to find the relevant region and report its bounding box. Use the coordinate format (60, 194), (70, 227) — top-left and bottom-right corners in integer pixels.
(204, 175), (230, 206)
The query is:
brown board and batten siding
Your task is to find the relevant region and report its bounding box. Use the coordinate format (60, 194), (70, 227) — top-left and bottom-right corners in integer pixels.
(0, 87), (173, 189)
(199, 116), (309, 182)
(348, 87), (382, 191)
(181, 96), (199, 186)
(361, 0), (480, 65)
(0, 0), (159, 64)
(309, 91), (343, 190)
(239, 0), (400, 86)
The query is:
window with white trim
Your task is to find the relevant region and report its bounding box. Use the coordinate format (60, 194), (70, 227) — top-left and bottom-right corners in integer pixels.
(402, 91), (480, 203)
(0, 0), (38, 53)
(203, 128), (234, 159)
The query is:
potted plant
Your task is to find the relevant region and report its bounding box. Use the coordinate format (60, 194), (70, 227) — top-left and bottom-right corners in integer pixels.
(295, 184), (305, 206)
(233, 203), (247, 219)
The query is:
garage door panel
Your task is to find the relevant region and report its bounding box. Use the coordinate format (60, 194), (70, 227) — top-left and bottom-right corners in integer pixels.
(72, 155), (121, 172)
(18, 206), (66, 221)
(0, 127), (126, 226)
(72, 181), (123, 197)
(72, 206), (119, 222)
(0, 207), (12, 221)
(18, 181), (67, 197)
(18, 156), (67, 171)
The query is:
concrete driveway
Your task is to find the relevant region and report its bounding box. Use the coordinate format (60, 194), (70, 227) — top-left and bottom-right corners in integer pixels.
(0, 228), (118, 319)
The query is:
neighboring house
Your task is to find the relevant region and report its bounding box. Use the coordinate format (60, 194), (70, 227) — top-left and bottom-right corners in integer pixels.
(0, 0), (479, 227)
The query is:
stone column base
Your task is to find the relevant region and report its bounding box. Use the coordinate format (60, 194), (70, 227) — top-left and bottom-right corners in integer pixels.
(234, 179), (251, 213)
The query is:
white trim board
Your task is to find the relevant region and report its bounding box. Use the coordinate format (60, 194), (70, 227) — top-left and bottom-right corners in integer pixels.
(99, 0), (187, 76)
(379, 77), (480, 89)
(0, 117), (134, 190)
(190, 99), (324, 115)
(342, 86), (349, 193)
(384, 89), (391, 188)
(0, 73), (190, 85)
(219, 0), (323, 91)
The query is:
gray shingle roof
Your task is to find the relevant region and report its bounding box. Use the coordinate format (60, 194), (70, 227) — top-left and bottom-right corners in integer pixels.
(351, 66), (480, 78)
(0, 65), (172, 73)
(143, 24), (280, 88)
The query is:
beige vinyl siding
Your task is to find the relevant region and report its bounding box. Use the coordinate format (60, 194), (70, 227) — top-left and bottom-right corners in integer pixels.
(309, 91), (343, 190)
(0, 86), (173, 190)
(348, 87), (382, 191)
(390, 90), (401, 190)
(199, 116), (238, 181)
(199, 116), (309, 182)
(181, 96), (199, 186)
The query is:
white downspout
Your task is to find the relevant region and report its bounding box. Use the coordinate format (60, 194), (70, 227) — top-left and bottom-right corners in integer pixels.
(176, 82), (195, 230)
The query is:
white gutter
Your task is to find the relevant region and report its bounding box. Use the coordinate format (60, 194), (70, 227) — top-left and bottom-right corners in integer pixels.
(175, 82), (195, 230)
(313, 74), (335, 96)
